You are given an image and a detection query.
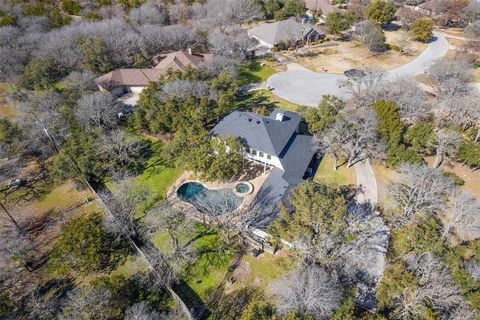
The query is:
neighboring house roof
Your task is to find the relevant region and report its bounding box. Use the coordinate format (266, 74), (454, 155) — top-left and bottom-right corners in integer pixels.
(211, 110), (302, 157)
(305, 0), (340, 14)
(94, 69), (166, 91)
(248, 19), (321, 47)
(94, 50), (213, 91)
(154, 50), (213, 71)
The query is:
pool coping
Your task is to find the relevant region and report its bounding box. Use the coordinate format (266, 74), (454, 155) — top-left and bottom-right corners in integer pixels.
(174, 179), (247, 214)
(167, 170), (271, 223)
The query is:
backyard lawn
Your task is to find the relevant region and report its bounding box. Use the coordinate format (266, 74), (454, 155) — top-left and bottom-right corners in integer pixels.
(153, 224), (234, 300)
(132, 153), (183, 212)
(106, 140), (183, 214)
(314, 154), (356, 187)
(239, 251), (298, 289)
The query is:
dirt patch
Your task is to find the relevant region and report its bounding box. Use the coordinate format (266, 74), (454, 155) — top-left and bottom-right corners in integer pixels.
(282, 31), (427, 73)
(232, 260), (252, 282)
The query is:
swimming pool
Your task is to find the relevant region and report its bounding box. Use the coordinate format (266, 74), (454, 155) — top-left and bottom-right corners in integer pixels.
(176, 182), (243, 216)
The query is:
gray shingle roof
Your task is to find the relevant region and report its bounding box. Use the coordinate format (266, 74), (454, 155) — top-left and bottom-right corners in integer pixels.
(212, 110), (316, 229)
(248, 19), (316, 46)
(211, 110), (301, 156)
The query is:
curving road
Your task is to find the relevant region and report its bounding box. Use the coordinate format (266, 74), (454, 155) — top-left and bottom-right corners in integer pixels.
(267, 32), (450, 107)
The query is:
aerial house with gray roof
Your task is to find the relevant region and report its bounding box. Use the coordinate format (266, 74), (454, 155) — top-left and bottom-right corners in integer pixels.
(211, 110), (316, 224)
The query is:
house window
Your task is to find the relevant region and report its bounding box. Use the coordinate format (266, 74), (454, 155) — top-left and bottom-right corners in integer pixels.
(267, 154), (271, 160)
(251, 149), (257, 156)
(259, 152), (264, 157)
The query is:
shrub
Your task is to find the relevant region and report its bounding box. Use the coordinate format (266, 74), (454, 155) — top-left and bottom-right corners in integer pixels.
(48, 213), (128, 276)
(61, 0), (81, 15)
(458, 141), (480, 169)
(366, 0), (396, 24)
(325, 11), (357, 35)
(442, 171), (464, 186)
(22, 57), (68, 90)
(411, 17), (434, 42)
(0, 14), (15, 26)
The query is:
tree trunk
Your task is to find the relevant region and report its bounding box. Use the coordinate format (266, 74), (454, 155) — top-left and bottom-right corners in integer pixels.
(333, 156), (338, 171)
(433, 153), (443, 168)
(475, 128), (480, 143)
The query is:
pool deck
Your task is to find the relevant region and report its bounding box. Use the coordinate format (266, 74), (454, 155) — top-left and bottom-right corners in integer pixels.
(167, 169), (272, 222)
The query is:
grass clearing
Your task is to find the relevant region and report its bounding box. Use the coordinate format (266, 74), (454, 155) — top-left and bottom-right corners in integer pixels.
(241, 251), (297, 288)
(133, 153), (183, 212)
(0, 82), (16, 119)
(111, 255), (149, 278)
(153, 224), (234, 300)
(239, 60), (277, 85)
(106, 141), (183, 214)
(314, 154), (356, 187)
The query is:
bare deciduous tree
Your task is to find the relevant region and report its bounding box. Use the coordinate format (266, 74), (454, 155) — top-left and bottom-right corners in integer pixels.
(429, 129), (463, 168)
(123, 301), (160, 320)
(144, 203), (195, 251)
(270, 265), (342, 319)
(102, 175), (149, 242)
(76, 92), (122, 131)
(315, 109), (384, 169)
(395, 253), (476, 320)
(427, 57), (473, 99)
(340, 67), (384, 106)
(372, 77), (429, 123)
(442, 190), (480, 240)
(387, 163), (455, 225)
(60, 286), (113, 320)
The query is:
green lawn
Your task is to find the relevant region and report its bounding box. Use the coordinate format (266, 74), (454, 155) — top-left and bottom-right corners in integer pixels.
(240, 89), (302, 114)
(153, 224), (234, 300)
(239, 61), (277, 85)
(133, 153), (183, 213)
(314, 154), (356, 187)
(106, 141), (183, 214)
(242, 252), (297, 289)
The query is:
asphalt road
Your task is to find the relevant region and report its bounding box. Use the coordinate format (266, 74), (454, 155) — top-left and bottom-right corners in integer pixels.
(267, 32), (450, 107)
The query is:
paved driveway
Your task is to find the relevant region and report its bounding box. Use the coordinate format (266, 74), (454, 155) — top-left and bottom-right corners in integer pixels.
(267, 33), (450, 106)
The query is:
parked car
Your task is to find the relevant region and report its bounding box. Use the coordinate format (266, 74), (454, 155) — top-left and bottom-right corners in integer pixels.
(344, 69), (366, 78)
(8, 178), (25, 189)
(117, 105), (135, 119)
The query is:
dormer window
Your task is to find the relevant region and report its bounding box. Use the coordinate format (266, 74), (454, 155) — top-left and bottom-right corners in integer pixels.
(251, 149), (257, 156)
(259, 152), (264, 157)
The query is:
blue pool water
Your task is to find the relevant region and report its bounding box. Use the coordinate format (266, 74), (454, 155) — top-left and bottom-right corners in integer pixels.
(176, 182), (243, 216)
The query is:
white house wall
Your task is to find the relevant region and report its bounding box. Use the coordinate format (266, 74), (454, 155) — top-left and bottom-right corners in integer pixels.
(246, 152), (283, 170)
(129, 86), (145, 93)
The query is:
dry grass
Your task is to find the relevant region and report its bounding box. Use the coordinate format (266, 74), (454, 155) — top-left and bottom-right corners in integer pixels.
(314, 154), (356, 187)
(229, 249), (298, 290)
(285, 31), (427, 73)
(371, 160), (402, 204)
(0, 82), (16, 119)
(425, 157), (480, 200)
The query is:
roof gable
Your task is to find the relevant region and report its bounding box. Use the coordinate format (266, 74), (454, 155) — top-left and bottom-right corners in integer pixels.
(154, 50), (213, 71)
(94, 68), (166, 90)
(211, 110), (301, 156)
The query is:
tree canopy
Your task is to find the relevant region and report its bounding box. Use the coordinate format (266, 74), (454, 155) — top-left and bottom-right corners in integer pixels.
(365, 0), (396, 25)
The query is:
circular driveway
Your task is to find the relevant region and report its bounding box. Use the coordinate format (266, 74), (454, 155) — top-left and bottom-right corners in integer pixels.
(267, 33), (450, 107)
